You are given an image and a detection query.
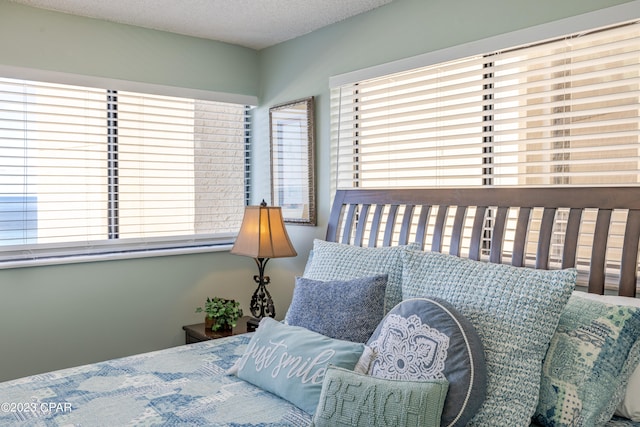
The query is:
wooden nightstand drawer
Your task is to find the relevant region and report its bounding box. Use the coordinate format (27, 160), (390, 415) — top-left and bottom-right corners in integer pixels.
(182, 316), (251, 344)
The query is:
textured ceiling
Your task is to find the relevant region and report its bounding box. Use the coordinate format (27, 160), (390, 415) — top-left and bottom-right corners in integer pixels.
(9, 0), (394, 50)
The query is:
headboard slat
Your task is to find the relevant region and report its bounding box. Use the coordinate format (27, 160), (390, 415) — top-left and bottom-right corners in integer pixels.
(368, 205), (384, 247)
(561, 208), (583, 269)
(620, 210), (640, 297)
(588, 209), (612, 295)
(512, 207), (531, 267)
(398, 205), (415, 245)
(341, 204), (358, 245)
(383, 205), (399, 246)
(450, 206), (467, 257)
(489, 207), (508, 264)
(432, 206), (448, 252)
(469, 206), (487, 261)
(415, 205), (431, 249)
(536, 208), (557, 270)
(353, 204), (370, 247)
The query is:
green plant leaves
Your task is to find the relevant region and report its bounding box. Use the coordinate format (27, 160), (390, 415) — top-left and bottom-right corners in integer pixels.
(195, 297), (243, 331)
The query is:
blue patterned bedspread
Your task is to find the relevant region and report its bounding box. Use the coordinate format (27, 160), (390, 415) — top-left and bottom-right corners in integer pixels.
(0, 333), (637, 427)
(0, 334), (312, 426)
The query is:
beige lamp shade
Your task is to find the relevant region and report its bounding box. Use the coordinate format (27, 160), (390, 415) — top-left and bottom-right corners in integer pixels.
(230, 202), (297, 259)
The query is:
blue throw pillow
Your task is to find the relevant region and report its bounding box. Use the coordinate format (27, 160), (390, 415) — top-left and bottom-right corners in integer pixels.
(401, 250), (576, 427)
(311, 366), (449, 427)
(285, 274), (387, 343)
(303, 239), (418, 312)
(233, 317), (369, 414)
(367, 297), (487, 427)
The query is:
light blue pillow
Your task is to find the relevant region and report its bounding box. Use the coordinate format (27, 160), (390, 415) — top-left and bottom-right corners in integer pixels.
(285, 274), (387, 343)
(303, 239), (417, 312)
(401, 250), (576, 427)
(311, 365), (449, 427)
(233, 317), (369, 414)
(534, 293), (640, 426)
(368, 297), (487, 427)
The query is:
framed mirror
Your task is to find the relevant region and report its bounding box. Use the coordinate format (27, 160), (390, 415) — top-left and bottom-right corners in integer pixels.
(270, 97), (316, 225)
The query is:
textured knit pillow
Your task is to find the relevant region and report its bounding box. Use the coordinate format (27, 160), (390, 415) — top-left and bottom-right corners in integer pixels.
(285, 274), (387, 343)
(367, 297), (487, 427)
(533, 292), (640, 426)
(311, 366), (449, 427)
(303, 239), (417, 312)
(401, 250), (576, 427)
(232, 317), (370, 414)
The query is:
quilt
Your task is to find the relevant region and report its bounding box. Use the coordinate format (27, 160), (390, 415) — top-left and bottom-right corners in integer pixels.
(0, 333), (637, 426)
(0, 334), (311, 426)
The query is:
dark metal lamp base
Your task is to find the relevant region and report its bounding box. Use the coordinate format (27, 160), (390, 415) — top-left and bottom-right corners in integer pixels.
(246, 317), (261, 332)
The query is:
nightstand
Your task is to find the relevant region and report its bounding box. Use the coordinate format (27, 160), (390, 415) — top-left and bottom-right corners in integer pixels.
(182, 316), (252, 344)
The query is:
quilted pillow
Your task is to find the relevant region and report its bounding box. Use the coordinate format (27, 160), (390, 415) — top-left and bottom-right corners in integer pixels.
(285, 274), (387, 343)
(620, 369), (640, 421)
(401, 250), (576, 427)
(303, 239), (417, 312)
(573, 291), (640, 422)
(311, 365), (449, 427)
(232, 317), (372, 414)
(533, 292), (640, 426)
(367, 297), (487, 427)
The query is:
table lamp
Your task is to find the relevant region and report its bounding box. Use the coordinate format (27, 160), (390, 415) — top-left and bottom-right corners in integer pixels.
(231, 200), (297, 330)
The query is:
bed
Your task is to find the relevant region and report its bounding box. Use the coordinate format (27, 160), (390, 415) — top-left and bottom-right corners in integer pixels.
(1, 186), (639, 427)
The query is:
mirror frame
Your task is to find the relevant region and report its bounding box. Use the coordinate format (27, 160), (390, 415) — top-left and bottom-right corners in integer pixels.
(269, 96), (316, 225)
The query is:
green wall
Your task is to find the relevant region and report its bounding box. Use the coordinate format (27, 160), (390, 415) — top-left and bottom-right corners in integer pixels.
(0, 0), (258, 95)
(0, 0), (633, 382)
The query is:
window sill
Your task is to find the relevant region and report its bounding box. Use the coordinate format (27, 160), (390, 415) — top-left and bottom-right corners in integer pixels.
(0, 244), (234, 270)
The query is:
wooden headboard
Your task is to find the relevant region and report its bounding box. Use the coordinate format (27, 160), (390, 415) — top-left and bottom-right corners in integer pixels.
(326, 187), (640, 297)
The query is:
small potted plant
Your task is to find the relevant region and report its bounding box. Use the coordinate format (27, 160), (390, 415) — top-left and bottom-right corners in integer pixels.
(196, 297), (243, 332)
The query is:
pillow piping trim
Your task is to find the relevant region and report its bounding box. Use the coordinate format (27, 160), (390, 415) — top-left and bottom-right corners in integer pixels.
(408, 297), (477, 427)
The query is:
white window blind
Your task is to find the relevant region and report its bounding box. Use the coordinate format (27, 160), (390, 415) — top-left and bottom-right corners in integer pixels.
(331, 20), (640, 190)
(0, 77), (250, 264)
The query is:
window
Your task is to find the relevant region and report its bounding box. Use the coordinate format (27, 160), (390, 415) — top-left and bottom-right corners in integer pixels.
(0, 77), (251, 265)
(331, 20), (640, 190)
